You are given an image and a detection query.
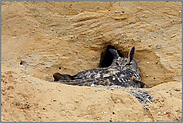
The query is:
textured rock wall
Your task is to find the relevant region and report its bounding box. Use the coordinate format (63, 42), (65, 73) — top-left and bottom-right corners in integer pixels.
(2, 1), (182, 87)
(1, 1), (182, 122)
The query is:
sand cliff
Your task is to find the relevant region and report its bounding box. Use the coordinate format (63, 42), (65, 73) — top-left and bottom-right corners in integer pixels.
(1, 1), (182, 122)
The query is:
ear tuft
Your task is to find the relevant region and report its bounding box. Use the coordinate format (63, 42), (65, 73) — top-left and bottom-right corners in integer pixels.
(127, 46), (135, 64)
(109, 49), (119, 59)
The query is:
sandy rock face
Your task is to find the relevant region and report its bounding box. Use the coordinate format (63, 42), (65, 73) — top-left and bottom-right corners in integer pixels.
(1, 1), (182, 122)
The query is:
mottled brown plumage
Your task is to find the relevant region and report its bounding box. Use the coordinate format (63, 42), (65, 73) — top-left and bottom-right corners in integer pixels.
(52, 46), (149, 88)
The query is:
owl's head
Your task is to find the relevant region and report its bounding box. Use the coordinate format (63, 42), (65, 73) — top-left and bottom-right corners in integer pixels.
(109, 46), (139, 74)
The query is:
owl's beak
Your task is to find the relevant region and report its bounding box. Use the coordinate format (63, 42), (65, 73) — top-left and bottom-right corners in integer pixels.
(120, 64), (126, 71)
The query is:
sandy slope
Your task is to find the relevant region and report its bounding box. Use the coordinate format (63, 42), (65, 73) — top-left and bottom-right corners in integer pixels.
(1, 1), (182, 122)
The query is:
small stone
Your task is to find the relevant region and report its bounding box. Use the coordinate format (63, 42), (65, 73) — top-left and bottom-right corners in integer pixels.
(148, 44), (152, 47)
(52, 99), (57, 102)
(91, 84), (95, 87)
(171, 34), (176, 38)
(75, 100), (79, 103)
(157, 112), (161, 115)
(146, 75), (148, 77)
(8, 95), (14, 98)
(7, 86), (14, 90)
(22, 75), (26, 78)
(153, 77), (156, 79)
(32, 31), (35, 33)
(164, 112), (166, 114)
(147, 62), (149, 64)
(97, 6), (99, 9)
(122, 10), (125, 13)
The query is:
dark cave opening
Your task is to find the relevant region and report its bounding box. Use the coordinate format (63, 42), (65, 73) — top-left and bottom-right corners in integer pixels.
(99, 45), (124, 68)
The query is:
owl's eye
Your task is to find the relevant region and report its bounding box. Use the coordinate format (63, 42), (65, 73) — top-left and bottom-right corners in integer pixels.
(126, 62), (132, 65)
